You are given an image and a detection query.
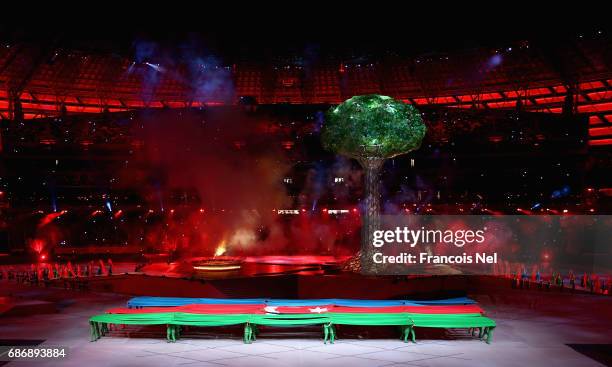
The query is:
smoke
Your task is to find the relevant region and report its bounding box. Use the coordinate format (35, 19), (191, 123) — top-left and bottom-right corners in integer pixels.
(126, 108), (361, 257)
(130, 39), (234, 105)
(302, 162), (327, 211)
(384, 183), (419, 214)
(134, 40), (158, 63)
(104, 34), (367, 257)
(181, 49), (234, 104)
(131, 108), (287, 254)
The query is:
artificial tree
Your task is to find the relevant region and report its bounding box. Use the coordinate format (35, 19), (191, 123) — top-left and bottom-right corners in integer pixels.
(322, 94), (426, 271)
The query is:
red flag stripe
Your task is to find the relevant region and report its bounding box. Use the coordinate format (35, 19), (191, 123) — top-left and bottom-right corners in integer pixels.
(107, 304), (483, 315)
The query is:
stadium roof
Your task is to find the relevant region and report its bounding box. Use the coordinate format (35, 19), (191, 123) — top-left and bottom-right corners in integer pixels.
(0, 32), (610, 145)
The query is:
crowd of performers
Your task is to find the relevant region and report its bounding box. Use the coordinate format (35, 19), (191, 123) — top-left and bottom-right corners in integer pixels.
(2, 259), (611, 296)
(502, 264), (611, 295)
(0, 259), (114, 287)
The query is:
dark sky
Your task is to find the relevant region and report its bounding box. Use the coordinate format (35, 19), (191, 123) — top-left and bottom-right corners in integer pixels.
(0, 10), (608, 62)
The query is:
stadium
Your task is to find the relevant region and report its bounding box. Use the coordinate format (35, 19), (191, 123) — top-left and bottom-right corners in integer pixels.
(0, 21), (611, 366)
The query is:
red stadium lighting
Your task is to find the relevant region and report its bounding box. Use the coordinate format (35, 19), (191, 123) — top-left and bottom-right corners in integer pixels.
(40, 254), (46, 261)
(281, 141), (294, 150)
(199, 208), (205, 213)
(40, 211), (67, 226)
(599, 188), (612, 196)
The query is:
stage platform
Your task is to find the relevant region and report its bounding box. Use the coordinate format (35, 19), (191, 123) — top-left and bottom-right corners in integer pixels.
(1, 281), (611, 366)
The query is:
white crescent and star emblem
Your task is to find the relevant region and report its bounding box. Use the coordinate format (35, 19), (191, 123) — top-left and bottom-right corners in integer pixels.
(308, 307), (328, 313)
(264, 306), (329, 314)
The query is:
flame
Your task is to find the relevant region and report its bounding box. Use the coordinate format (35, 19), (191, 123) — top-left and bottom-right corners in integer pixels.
(30, 238), (45, 254)
(214, 239), (227, 257)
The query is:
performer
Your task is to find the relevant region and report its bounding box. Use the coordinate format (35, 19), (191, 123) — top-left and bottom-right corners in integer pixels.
(98, 259), (107, 276)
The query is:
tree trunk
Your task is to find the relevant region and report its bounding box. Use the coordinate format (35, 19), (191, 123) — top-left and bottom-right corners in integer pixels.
(359, 157), (385, 273)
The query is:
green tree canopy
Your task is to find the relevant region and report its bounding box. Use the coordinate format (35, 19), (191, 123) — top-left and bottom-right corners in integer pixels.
(322, 94), (426, 159)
